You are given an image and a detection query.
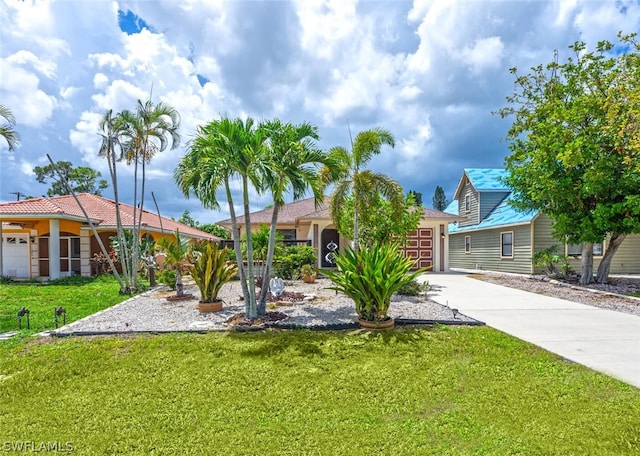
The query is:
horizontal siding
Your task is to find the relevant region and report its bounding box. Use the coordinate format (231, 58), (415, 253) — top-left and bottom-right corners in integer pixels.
(458, 180), (479, 226)
(532, 214), (564, 274)
(533, 216), (640, 274)
(449, 225), (533, 274)
(611, 234), (640, 273)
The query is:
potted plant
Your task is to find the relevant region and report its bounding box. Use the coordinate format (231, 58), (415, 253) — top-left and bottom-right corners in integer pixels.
(156, 230), (194, 301)
(187, 240), (238, 313)
(300, 264), (317, 283)
(324, 242), (429, 329)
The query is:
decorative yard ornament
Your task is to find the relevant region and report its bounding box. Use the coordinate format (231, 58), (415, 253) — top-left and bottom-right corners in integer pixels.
(17, 307), (30, 329)
(54, 306), (66, 328)
(269, 277), (285, 298)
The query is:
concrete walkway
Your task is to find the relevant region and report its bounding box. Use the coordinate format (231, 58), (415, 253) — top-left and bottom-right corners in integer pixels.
(427, 273), (640, 389)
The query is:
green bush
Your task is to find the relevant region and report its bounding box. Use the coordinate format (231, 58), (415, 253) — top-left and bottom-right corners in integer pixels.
(273, 245), (317, 279)
(157, 269), (177, 290)
(397, 278), (430, 296)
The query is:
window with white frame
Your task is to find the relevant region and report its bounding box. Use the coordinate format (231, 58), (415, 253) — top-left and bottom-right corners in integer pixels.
(464, 194), (471, 213)
(464, 235), (471, 253)
(567, 242), (603, 257)
(501, 231), (513, 258)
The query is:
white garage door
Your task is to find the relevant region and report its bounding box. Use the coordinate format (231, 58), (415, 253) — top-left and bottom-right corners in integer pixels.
(2, 235), (30, 278)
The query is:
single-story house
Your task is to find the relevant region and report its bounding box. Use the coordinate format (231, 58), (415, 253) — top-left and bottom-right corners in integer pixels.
(446, 168), (640, 274)
(0, 193), (217, 280)
(217, 196), (463, 272)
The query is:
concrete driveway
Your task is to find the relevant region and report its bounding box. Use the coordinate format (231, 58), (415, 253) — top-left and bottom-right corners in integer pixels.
(426, 273), (640, 389)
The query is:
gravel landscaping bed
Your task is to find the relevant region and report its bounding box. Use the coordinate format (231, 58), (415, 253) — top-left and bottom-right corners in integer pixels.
(471, 273), (640, 317)
(52, 278), (479, 335)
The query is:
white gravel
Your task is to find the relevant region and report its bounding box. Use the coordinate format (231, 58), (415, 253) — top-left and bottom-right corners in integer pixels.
(52, 278), (478, 335)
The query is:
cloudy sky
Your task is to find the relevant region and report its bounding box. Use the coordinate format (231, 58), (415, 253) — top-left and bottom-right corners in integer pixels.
(1, 0), (638, 224)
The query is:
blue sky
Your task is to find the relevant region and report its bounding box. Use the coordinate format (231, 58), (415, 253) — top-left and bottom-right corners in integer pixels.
(1, 0), (638, 223)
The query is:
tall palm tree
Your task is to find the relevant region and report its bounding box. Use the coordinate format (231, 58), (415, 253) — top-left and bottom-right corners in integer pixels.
(118, 99), (181, 292)
(255, 119), (333, 314)
(98, 109), (133, 293)
(325, 127), (404, 250)
(0, 104), (20, 151)
(175, 117), (267, 319)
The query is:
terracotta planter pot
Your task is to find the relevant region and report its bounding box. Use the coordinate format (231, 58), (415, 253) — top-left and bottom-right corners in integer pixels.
(357, 317), (395, 330)
(302, 274), (317, 284)
(198, 300), (223, 313)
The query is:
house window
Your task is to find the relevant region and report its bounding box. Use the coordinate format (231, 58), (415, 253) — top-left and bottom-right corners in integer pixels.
(501, 232), (513, 258)
(464, 194), (471, 213)
(567, 242), (604, 257)
(464, 236), (471, 253)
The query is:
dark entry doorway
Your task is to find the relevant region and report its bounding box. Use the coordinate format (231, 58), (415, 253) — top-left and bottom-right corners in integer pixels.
(320, 229), (340, 268)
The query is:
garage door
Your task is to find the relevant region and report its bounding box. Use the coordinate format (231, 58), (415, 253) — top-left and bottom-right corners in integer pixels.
(2, 235), (30, 278)
(400, 228), (433, 270)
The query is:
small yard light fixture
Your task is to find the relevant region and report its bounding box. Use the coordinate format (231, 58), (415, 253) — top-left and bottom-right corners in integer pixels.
(54, 306), (66, 328)
(17, 307), (30, 329)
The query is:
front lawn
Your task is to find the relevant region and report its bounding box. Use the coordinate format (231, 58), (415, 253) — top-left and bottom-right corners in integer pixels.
(0, 276), (134, 336)
(1, 328), (639, 455)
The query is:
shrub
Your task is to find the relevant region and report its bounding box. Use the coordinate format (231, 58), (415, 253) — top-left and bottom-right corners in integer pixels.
(397, 278), (430, 296)
(273, 246), (317, 279)
(157, 269), (177, 290)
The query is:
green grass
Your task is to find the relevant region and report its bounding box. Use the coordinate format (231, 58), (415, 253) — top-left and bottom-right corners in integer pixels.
(0, 276), (134, 336)
(1, 328), (639, 455)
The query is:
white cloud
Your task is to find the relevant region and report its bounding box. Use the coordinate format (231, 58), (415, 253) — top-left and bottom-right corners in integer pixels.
(461, 36), (504, 74)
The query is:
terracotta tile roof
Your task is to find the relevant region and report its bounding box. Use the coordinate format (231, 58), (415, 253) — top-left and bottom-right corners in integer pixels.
(0, 194), (217, 240)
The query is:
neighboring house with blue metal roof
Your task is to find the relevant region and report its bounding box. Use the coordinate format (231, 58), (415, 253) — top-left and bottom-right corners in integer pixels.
(446, 169), (640, 274)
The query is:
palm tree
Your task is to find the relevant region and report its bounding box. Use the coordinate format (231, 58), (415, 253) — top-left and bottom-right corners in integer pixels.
(156, 230), (191, 297)
(325, 127), (404, 250)
(175, 117), (267, 319)
(98, 109), (133, 293)
(118, 99), (181, 292)
(255, 119), (333, 314)
(0, 104), (20, 151)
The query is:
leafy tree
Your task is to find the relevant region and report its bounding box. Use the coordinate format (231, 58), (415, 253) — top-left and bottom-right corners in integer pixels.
(336, 193), (422, 249)
(198, 223), (229, 239)
(432, 185), (449, 211)
(175, 117), (267, 319)
(177, 210), (198, 228)
(498, 32), (640, 284)
(254, 119), (332, 314)
(0, 104), (20, 151)
(34, 161), (108, 196)
(407, 190), (423, 206)
(324, 127), (403, 250)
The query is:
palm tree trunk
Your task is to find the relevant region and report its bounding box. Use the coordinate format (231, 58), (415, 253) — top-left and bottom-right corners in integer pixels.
(130, 158), (139, 293)
(108, 140), (131, 293)
(242, 176), (258, 319)
(596, 233), (626, 284)
(579, 242), (594, 285)
(258, 202), (281, 315)
(225, 180), (250, 307)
